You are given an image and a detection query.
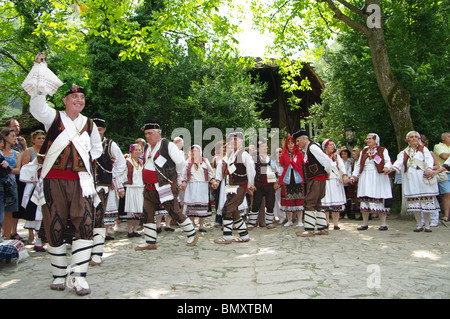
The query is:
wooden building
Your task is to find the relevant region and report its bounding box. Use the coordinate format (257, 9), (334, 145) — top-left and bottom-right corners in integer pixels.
(250, 58), (325, 136)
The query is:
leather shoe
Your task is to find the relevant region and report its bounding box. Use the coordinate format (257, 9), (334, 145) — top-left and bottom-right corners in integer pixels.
(296, 231), (315, 237)
(135, 243), (158, 251)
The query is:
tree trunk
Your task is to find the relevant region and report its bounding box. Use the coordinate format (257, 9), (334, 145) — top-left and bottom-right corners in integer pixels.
(323, 0), (414, 153)
(364, 0), (414, 153)
(366, 24), (414, 153)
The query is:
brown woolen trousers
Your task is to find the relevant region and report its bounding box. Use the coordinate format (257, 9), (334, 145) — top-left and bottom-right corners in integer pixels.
(142, 183), (187, 224)
(41, 179), (94, 247)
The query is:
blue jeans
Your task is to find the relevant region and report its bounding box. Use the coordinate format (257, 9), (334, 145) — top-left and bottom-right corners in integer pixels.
(0, 175), (16, 233)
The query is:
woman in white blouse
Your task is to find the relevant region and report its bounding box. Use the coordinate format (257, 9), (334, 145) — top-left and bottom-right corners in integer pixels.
(180, 145), (215, 232)
(350, 133), (392, 231)
(389, 131), (439, 232)
(124, 143), (145, 237)
(321, 139), (348, 230)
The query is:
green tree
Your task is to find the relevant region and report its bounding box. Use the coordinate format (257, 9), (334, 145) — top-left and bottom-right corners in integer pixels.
(252, 0), (432, 151)
(84, 0), (268, 150)
(309, 0), (449, 151)
(1, 0), (269, 148)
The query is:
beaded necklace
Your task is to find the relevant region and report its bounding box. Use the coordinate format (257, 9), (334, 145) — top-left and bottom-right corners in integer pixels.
(406, 146), (418, 164)
(367, 147), (377, 159)
(130, 158), (141, 170)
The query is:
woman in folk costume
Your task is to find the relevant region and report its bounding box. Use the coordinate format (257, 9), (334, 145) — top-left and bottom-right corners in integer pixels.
(180, 145), (215, 232)
(278, 136), (306, 227)
(389, 131), (439, 232)
(124, 143), (145, 237)
(321, 139), (348, 230)
(350, 133), (393, 231)
(20, 130), (47, 251)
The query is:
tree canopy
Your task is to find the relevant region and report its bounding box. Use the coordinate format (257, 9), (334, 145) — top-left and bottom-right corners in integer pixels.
(1, 0), (448, 154)
(1, 0), (269, 151)
(309, 0), (449, 150)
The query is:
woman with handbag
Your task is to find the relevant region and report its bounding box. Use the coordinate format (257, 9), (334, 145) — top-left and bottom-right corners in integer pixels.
(389, 131), (439, 232)
(434, 132), (450, 221)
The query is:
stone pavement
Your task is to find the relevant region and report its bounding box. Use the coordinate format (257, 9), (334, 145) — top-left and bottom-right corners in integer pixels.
(1, 216), (449, 300)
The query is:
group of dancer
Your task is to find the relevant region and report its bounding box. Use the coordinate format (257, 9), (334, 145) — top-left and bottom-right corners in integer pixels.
(1, 53), (448, 297)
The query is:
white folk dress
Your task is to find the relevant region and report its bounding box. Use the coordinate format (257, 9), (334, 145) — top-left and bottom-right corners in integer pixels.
(182, 159), (215, 217)
(322, 154), (347, 211)
(124, 158), (144, 219)
(352, 147), (392, 213)
(392, 146), (439, 212)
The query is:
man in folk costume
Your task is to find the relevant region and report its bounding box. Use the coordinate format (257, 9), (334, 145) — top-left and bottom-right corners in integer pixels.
(293, 129), (332, 237)
(90, 112), (127, 265)
(248, 139), (279, 230)
(135, 119), (199, 250)
(28, 53), (103, 295)
(213, 131), (256, 244)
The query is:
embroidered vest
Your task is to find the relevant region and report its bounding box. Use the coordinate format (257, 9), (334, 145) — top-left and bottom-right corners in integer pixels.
(253, 151), (272, 184)
(402, 145), (425, 172)
(95, 138), (113, 186)
(37, 112), (93, 172)
(226, 149), (248, 186)
(304, 143), (327, 180)
(359, 146), (385, 174)
(144, 138), (177, 187)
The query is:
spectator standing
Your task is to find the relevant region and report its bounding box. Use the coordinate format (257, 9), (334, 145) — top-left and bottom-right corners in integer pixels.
(0, 128), (21, 240)
(433, 132), (450, 221)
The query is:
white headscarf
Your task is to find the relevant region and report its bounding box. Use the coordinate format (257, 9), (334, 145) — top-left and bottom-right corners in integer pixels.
(190, 144), (203, 163)
(322, 139), (331, 150)
(191, 144), (202, 155)
(405, 131), (422, 145)
(368, 133), (380, 146)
